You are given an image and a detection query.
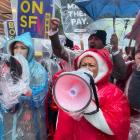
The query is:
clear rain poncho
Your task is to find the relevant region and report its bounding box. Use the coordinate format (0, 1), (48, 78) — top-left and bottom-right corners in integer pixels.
(1, 32), (48, 140)
(0, 54), (31, 140)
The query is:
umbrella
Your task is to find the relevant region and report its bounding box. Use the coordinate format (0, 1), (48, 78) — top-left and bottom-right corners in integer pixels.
(75, 0), (140, 19)
(86, 18), (135, 47)
(75, 0), (140, 32)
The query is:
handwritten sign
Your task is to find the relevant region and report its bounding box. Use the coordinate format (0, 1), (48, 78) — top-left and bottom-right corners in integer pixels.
(60, 0), (92, 33)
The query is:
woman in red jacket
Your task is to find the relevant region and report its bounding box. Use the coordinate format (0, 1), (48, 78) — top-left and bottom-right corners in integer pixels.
(54, 49), (130, 140)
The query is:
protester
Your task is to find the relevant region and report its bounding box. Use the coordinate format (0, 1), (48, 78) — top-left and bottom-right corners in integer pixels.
(2, 32), (48, 140)
(124, 49), (140, 140)
(115, 46), (135, 91)
(54, 48), (130, 140)
(0, 53), (31, 140)
(125, 49), (140, 112)
(49, 18), (126, 81)
(38, 40), (61, 140)
(108, 33), (127, 82)
(124, 10), (140, 139)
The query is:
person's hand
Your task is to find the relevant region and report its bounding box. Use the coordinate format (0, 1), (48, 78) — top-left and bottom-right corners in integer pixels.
(50, 18), (60, 32)
(68, 112), (83, 121)
(110, 33), (119, 51)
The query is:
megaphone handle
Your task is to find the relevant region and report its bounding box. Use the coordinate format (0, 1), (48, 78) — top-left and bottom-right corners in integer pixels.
(83, 73), (99, 115)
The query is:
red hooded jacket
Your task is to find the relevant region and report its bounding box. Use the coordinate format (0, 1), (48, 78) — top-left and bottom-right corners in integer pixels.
(54, 49), (130, 140)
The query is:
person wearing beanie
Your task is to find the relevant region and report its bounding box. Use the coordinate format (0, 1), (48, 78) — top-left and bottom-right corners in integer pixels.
(54, 49), (130, 140)
(88, 30), (107, 48)
(49, 18), (126, 82)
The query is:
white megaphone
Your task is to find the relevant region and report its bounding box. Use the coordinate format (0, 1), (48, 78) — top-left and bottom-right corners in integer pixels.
(53, 68), (99, 115)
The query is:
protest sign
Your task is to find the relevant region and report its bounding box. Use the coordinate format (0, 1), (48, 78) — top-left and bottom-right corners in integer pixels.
(4, 20), (16, 39)
(60, 0), (92, 34)
(17, 0), (53, 38)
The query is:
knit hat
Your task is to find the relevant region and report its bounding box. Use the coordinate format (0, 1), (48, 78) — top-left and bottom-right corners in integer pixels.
(88, 30), (107, 45)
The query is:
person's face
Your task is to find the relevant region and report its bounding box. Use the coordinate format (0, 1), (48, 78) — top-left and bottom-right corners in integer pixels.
(13, 42), (28, 58)
(79, 56), (98, 78)
(88, 36), (104, 49)
(135, 52), (140, 67)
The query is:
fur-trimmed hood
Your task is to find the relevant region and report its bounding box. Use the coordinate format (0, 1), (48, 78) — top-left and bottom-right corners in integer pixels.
(74, 48), (112, 84)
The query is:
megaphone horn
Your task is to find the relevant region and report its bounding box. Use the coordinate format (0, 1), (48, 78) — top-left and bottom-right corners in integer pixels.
(53, 69), (99, 114)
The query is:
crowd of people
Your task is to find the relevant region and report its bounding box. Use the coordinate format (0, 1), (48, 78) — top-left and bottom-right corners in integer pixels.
(0, 16), (140, 140)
